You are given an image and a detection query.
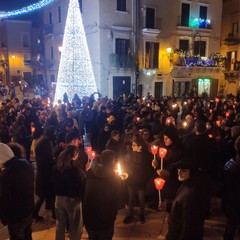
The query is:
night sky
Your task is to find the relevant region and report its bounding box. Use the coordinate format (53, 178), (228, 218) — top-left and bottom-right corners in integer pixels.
(0, 0), (40, 11)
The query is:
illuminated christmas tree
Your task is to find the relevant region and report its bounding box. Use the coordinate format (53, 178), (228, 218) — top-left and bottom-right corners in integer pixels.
(54, 0), (97, 103)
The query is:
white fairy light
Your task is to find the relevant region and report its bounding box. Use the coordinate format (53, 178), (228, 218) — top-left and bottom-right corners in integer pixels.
(54, 0), (97, 103)
(0, 0), (55, 19)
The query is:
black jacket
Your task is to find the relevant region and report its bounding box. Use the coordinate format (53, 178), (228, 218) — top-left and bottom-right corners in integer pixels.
(0, 158), (34, 225)
(52, 161), (85, 199)
(83, 162), (123, 231)
(166, 171), (211, 240)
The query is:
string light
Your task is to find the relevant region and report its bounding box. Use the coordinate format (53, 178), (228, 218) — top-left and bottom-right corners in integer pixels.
(54, 0), (97, 104)
(0, 0), (55, 19)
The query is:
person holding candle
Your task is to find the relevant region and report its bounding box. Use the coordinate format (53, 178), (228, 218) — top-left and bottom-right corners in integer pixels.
(83, 150), (123, 240)
(166, 155), (211, 240)
(152, 125), (184, 213)
(123, 137), (153, 224)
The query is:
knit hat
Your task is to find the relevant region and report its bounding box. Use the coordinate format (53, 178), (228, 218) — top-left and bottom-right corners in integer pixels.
(163, 125), (179, 143)
(0, 143), (14, 165)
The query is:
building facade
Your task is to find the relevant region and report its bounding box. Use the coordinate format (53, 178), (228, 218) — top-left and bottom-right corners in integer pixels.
(0, 0), (227, 99)
(220, 0), (240, 96)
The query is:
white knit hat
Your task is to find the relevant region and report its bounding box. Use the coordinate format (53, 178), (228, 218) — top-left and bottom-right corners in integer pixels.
(0, 143), (14, 165)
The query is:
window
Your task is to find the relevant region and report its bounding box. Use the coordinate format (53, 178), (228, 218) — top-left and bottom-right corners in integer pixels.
(51, 74), (55, 82)
(144, 7), (155, 28)
(199, 6), (208, 28)
(24, 54), (31, 65)
(22, 33), (29, 48)
(145, 42), (159, 69)
(179, 39), (189, 52)
(181, 3), (190, 26)
(49, 12), (52, 24)
(79, 0), (83, 13)
(117, 0), (126, 12)
(194, 41), (206, 56)
(58, 6), (61, 23)
(232, 22), (238, 37)
(51, 47), (54, 59)
(115, 38), (130, 55)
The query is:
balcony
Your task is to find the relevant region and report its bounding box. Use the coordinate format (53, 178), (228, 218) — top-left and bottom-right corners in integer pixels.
(170, 51), (226, 68)
(109, 54), (135, 69)
(177, 17), (212, 32)
(142, 17), (162, 36)
(225, 33), (240, 45)
(1, 42), (7, 49)
(44, 24), (54, 36)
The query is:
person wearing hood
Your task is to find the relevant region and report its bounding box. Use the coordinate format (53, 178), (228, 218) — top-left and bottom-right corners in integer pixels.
(83, 150), (123, 240)
(166, 156), (212, 240)
(152, 125), (185, 213)
(0, 142), (34, 240)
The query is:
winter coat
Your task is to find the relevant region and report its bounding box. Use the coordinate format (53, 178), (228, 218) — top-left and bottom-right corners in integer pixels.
(166, 171), (211, 240)
(186, 133), (218, 179)
(52, 161), (85, 199)
(83, 162), (123, 231)
(160, 143), (184, 201)
(0, 158), (34, 225)
(222, 156), (240, 214)
(35, 137), (55, 197)
(125, 150), (153, 190)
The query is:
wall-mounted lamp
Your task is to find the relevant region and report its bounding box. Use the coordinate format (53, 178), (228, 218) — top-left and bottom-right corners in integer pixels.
(12, 55), (15, 59)
(166, 48), (172, 53)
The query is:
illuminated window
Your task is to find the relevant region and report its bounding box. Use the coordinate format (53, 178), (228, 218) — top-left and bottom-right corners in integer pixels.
(198, 78), (211, 96)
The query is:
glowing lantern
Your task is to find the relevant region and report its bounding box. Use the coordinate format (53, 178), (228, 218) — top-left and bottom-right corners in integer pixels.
(85, 146), (92, 154)
(216, 120), (221, 127)
(31, 127), (36, 133)
(154, 178), (165, 190)
(215, 98), (219, 103)
(159, 148), (167, 170)
(226, 112), (230, 117)
(159, 148), (167, 159)
(208, 134), (213, 138)
(136, 117), (140, 122)
(89, 151), (96, 160)
(151, 145), (159, 155)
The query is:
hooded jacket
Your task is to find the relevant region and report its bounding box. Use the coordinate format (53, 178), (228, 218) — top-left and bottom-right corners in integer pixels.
(83, 161), (123, 231)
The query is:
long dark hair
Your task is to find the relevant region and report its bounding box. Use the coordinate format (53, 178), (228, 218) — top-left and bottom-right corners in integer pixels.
(56, 145), (79, 172)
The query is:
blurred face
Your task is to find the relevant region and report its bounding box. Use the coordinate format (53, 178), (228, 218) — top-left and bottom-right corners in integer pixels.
(177, 169), (190, 181)
(164, 135), (173, 146)
(112, 134), (120, 141)
(69, 138), (82, 147)
(72, 151), (79, 161)
(132, 142), (142, 152)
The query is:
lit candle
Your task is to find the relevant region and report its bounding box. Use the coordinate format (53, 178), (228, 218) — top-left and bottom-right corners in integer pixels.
(216, 120), (221, 127)
(159, 148), (167, 170)
(183, 121), (187, 128)
(208, 134), (213, 138)
(226, 111), (230, 117)
(151, 145), (159, 155)
(31, 127), (36, 133)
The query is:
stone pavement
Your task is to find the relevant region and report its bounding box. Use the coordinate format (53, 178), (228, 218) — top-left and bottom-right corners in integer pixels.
(1, 198), (240, 240)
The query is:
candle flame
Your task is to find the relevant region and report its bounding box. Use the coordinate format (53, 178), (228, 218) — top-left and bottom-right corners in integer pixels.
(117, 163), (123, 176)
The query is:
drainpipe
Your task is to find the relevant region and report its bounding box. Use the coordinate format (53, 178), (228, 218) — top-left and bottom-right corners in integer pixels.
(132, 0), (140, 96)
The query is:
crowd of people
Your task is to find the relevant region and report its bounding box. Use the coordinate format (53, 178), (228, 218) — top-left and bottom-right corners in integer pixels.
(0, 90), (240, 240)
